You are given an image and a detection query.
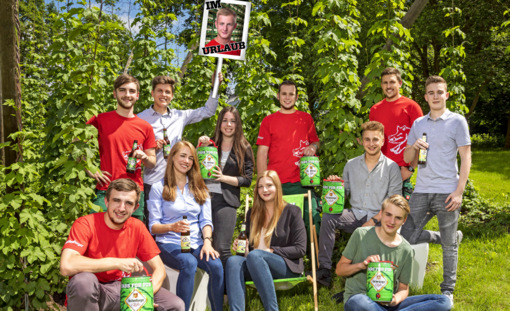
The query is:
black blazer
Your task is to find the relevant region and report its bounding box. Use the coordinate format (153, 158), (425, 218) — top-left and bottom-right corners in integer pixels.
(216, 145), (254, 207)
(246, 204), (307, 274)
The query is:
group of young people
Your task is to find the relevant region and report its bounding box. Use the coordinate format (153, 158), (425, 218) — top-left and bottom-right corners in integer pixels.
(60, 66), (470, 311)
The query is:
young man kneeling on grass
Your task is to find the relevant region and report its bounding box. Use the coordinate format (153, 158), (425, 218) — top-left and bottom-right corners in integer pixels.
(336, 195), (451, 311)
(60, 179), (184, 310)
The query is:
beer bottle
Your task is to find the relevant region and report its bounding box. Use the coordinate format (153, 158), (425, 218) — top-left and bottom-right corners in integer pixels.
(126, 140), (138, 174)
(236, 222), (248, 256)
(181, 216), (191, 253)
(163, 129), (171, 158)
(418, 133), (428, 165)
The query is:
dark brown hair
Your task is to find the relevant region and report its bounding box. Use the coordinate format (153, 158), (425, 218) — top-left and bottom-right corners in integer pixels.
(212, 106), (254, 176)
(105, 179), (141, 204)
(152, 76), (176, 93)
(278, 80), (297, 94)
(114, 74), (140, 92)
(425, 75), (448, 89)
(381, 67), (402, 83)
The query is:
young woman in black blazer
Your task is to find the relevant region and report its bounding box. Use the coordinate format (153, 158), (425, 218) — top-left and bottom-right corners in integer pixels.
(225, 170), (307, 310)
(198, 106), (254, 267)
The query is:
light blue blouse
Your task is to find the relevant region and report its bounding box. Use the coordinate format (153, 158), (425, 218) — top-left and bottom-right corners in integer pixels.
(148, 178), (213, 249)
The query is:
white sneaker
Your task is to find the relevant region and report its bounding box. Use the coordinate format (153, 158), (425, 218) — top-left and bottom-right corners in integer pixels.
(443, 291), (454, 308)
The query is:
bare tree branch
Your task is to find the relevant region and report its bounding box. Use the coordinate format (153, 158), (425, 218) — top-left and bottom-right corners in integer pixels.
(357, 0), (429, 99)
(178, 42), (199, 80)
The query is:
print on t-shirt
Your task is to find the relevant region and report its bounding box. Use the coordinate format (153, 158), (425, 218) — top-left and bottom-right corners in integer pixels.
(292, 140), (310, 166)
(388, 125), (411, 155)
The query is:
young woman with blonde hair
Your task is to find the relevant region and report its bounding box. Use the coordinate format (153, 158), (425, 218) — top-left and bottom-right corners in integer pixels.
(225, 170), (306, 311)
(147, 141), (224, 311)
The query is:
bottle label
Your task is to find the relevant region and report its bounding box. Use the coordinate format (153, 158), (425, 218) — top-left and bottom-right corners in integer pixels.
(181, 236), (190, 250)
(237, 240), (247, 254)
(418, 149), (427, 163)
(127, 157), (137, 171)
(163, 144), (171, 157)
(201, 154), (216, 171)
(418, 135), (427, 163)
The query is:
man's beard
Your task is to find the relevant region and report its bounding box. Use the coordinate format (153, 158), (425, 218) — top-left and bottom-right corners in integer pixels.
(117, 97), (134, 109)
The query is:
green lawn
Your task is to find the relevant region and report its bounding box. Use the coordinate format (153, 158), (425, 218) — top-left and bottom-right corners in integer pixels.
(469, 149), (510, 205)
(233, 148), (510, 310)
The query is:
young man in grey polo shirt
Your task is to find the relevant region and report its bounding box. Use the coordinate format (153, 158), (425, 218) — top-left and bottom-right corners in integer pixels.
(401, 75), (471, 307)
(317, 121), (402, 286)
(138, 75), (222, 225)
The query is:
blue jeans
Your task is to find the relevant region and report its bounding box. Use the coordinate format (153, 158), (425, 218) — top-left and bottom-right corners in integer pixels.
(400, 193), (460, 292)
(157, 242), (224, 311)
(225, 250), (299, 311)
(344, 293), (451, 311)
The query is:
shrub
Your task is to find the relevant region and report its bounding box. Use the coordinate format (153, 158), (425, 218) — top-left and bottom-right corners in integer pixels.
(470, 133), (506, 149)
(460, 179), (510, 234)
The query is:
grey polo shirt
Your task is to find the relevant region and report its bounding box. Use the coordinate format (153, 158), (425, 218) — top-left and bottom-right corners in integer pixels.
(342, 153), (402, 221)
(408, 109), (471, 194)
(138, 95), (218, 185)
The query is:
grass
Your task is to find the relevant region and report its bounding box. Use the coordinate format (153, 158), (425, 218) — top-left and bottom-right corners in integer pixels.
(230, 148), (510, 310)
(469, 149), (510, 205)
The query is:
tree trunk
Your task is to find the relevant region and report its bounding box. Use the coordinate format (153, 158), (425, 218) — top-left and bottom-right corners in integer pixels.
(178, 42), (199, 81)
(357, 0), (429, 99)
(466, 76), (491, 119)
(0, 0), (23, 169)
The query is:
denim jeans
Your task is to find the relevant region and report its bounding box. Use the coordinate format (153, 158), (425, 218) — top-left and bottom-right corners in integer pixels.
(400, 193), (460, 292)
(157, 242), (224, 311)
(225, 250), (299, 311)
(344, 293), (451, 311)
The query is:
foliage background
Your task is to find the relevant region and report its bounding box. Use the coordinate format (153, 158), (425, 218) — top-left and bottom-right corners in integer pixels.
(1, 0), (509, 309)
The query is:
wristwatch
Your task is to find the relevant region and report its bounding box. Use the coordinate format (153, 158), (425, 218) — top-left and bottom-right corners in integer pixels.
(407, 166), (415, 173)
(204, 237), (213, 242)
(371, 217), (380, 225)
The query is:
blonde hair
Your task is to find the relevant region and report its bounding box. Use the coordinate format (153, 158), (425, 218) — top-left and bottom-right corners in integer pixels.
(162, 141), (208, 204)
(249, 171), (285, 248)
(382, 194), (410, 219)
(361, 121), (385, 137)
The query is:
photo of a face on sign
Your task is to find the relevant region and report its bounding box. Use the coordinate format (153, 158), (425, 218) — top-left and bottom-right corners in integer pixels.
(199, 0), (251, 61)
